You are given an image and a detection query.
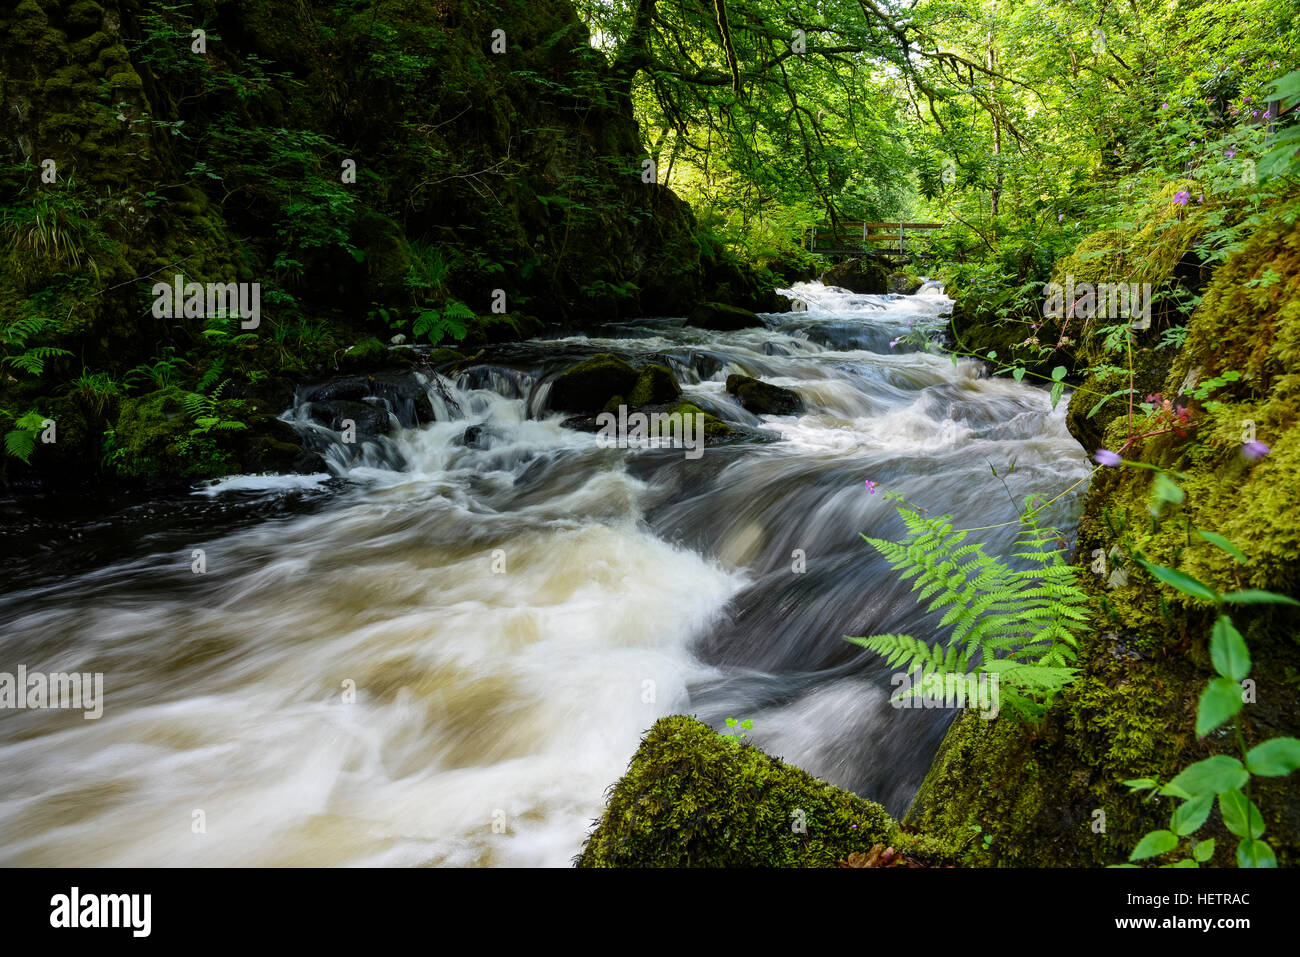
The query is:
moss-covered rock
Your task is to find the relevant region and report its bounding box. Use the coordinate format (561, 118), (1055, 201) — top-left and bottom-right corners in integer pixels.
(666, 401), (733, 439)
(820, 256), (888, 294)
(576, 715), (952, 867)
(887, 269), (923, 295)
(547, 353), (639, 414)
(628, 363), (681, 407)
(688, 301), (763, 331)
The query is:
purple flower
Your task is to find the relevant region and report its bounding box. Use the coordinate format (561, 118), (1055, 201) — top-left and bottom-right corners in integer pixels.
(889, 337), (902, 349)
(1094, 449), (1123, 467)
(1058, 213), (1065, 222)
(1242, 441), (1270, 460)
(864, 479), (878, 493)
(1225, 148), (1236, 158)
(1174, 190), (1190, 206)
(1252, 111), (1260, 118)
(1161, 102), (1169, 109)
(1197, 193), (1204, 203)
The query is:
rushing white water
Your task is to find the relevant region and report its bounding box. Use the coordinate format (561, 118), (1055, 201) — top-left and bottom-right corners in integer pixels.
(0, 282), (1090, 866)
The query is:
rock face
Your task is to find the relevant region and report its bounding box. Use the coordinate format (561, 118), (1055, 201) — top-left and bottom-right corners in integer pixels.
(688, 302), (764, 331)
(575, 716), (950, 867)
(725, 374), (803, 415)
(820, 256), (889, 294)
(0, 0), (761, 485)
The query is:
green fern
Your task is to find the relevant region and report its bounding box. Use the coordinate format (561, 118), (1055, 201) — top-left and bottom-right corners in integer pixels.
(1, 409), (46, 463)
(847, 496), (1088, 718)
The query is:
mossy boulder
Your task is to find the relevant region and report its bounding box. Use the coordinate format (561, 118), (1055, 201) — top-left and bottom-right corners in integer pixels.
(688, 301), (763, 331)
(666, 401), (733, 439)
(725, 374), (803, 415)
(887, 269), (924, 295)
(820, 256), (888, 294)
(628, 363), (682, 407)
(548, 353), (640, 414)
(461, 313), (544, 348)
(576, 715), (950, 867)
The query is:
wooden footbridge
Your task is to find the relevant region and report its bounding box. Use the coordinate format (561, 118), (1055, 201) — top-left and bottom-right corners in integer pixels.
(803, 221), (944, 260)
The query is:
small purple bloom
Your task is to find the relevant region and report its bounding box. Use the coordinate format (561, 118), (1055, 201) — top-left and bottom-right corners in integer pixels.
(1058, 213), (1065, 222)
(889, 337), (902, 348)
(1242, 441), (1270, 460)
(1225, 148), (1236, 158)
(1094, 449), (1123, 467)
(1174, 190), (1190, 206)
(1252, 111), (1260, 118)
(864, 479), (878, 493)
(1161, 102), (1169, 109)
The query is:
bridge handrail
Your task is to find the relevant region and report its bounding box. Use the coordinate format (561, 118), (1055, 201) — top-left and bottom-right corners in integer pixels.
(802, 220), (945, 254)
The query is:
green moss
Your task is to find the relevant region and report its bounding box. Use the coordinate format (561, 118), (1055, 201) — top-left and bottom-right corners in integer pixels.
(628, 363), (681, 407)
(577, 716), (950, 867)
(666, 401), (732, 438)
(908, 212), (1300, 867)
(549, 353), (639, 414)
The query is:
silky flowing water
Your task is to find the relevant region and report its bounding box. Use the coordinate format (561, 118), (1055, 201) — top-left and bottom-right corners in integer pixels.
(0, 282), (1091, 866)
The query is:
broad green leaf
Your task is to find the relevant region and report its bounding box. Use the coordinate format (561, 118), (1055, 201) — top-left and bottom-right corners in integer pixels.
(1197, 675), (1245, 736)
(1136, 559), (1219, 602)
(1051, 365), (1067, 381)
(1170, 793), (1213, 836)
(1130, 829), (1178, 861)
(1050, 380), (1064, 410)
(1195, 529), (1247, 563)
(1222, 589), (1300, 606)
(1236, 839), (1277, 868)
(1267, 69), (1300, 104)
(1151, 473), (1186, 508)
(1162, 859), (1197, 868)
(1219, 788), (1265, 839)
(1209, 615), (1251, 682)
(1244, 737), (1300, 777)
(1011, 367), (1025, 381)
(1193, 838), (1215, 862)
(1163, 755), (1248, 798)
(1123, 777), (1158, 791)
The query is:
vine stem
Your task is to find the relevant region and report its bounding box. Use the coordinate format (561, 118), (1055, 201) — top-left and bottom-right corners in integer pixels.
(957, 466), (1099, 533)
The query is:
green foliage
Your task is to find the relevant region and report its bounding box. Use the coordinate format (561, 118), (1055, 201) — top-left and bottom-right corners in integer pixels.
(717, 717), (754, 744)
(0, 311), (71, 377)
(1, 409), (47, 463)
(847, 493), (1087, 719)
(181, 380), (248, 436)
(1113, 466), (1300, 868)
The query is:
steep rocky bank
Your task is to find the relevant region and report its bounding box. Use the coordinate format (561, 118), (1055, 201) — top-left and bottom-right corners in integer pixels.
(0, 0), (796, 487)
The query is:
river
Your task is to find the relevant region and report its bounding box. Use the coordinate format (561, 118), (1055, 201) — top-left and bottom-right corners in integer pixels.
(0, 281), (1091, 866)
